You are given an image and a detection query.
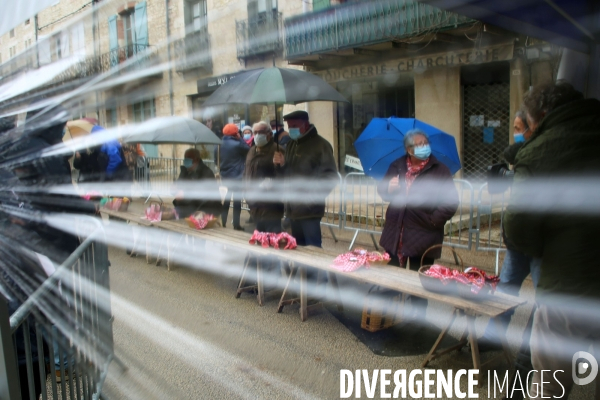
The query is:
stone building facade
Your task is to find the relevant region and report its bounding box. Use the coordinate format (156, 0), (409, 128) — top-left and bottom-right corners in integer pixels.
(0, 0), (560, 179)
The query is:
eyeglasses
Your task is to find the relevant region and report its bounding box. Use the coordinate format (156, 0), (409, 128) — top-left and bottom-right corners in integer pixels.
(253, 129), (270, 134)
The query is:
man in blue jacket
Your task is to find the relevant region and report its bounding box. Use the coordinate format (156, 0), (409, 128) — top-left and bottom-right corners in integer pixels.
(215, 123), (249, 230)
(90, 125), (131, 182)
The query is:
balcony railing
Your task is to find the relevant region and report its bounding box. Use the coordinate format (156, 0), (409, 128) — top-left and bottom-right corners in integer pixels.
(284, 0), (475, 59)
(236, 11), (283, 60)
(52, 44), (161, 83)
(0, 47), (37, 81)
(173, 28), (212, 73)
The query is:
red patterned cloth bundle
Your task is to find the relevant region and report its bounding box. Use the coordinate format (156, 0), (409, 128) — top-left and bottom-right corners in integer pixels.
(330, 249), (391, 272)
(188, 213), (216, 229)
(249, 231), (297, 250)
(424, 265), (500, 294)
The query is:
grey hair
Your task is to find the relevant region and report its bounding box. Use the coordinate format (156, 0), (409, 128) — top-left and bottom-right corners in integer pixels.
(403, 129), (429, 149)
(514, 109), (530, 130)
(252, 121), (270, 132)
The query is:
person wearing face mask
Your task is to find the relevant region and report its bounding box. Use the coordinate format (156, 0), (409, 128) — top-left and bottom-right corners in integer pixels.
(272, 111), (337, 247)
(244, 121), (284, 233)
(502, 110), (531, 165)
(173, 148), (221, 218)
(242, 125), (254, 147)
(377, 129), (458, 319)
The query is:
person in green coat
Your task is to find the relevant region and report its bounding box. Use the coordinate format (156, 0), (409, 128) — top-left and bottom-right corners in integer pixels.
(503, 81), (600, 398)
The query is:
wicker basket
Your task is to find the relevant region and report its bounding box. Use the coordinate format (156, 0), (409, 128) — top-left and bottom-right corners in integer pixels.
(418, 244), (463, 295)
(456, 268), (493, 300)
(361, 286), (403, 332)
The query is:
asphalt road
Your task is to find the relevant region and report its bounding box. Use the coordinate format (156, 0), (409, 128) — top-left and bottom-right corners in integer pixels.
(100, 216), (595, 400)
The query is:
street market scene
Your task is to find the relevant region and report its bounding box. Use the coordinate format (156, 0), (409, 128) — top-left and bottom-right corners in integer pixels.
(0, 0), (599, 399)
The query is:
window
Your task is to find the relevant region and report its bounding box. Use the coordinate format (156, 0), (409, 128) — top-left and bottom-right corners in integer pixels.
(9, 46), (17, 58)
(123, 12), (136, 49)
(132, 99), (157, 157)
(25, 19), (30, 25)
(257, 0), (277, 13)
(184, 0), (207, 34)
(106, 107), (118, 127)
(9, 29), (14, 38)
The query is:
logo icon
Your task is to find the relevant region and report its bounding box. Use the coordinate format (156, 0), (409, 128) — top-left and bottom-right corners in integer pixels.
(572, 351), (598, 386)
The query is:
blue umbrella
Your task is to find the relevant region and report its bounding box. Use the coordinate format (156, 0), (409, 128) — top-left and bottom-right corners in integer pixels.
(354, 117), (461, 179)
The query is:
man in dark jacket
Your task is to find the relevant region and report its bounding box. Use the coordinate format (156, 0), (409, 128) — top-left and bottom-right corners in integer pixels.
(504, 81), (600, 398)
(214, 123), (249, 230)
(173, 148), (221, 218)
(273, 111), (338, 247)
(244, 121), (284, 232)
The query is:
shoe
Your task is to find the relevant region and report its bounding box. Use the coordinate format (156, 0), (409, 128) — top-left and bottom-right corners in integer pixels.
(233, 225), (244, 231)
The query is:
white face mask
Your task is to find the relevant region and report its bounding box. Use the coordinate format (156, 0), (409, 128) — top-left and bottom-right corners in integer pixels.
(254, 133), (268, 147)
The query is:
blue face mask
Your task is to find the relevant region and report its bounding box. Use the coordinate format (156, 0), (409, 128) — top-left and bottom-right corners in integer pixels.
(183, 158), (194, 168)
(288, 128), (301, 141)
(243, 133), (252, 140)
(513, 133), (526, 143)
(413, 144), (431, 160)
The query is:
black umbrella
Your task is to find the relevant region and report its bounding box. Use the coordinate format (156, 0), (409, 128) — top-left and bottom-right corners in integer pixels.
(202, 67), (348, 148)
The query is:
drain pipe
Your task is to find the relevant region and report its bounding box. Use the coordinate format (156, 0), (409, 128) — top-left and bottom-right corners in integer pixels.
(165, 0), (175, 158)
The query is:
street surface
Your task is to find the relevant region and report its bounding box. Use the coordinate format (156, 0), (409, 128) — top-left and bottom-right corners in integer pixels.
(101, 216), (594, 400)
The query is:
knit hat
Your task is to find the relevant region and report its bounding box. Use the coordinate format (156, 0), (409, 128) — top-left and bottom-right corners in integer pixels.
(241, 125), (253, 133)
(223, 123), (239, 136)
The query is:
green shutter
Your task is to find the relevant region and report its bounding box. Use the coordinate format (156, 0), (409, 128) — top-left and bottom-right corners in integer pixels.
(108, 15), (119, 66)
(134, 1), (149, 49)
(312, 0), (330, 11)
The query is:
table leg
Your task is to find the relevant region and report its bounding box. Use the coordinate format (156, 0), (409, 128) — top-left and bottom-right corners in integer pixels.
(467, 314), (482, 386)
(236, 253), (253, 299)
(166, 232), (171, 271)
(145, 226), (150, 264)
(256, 257), (264, 307)
(421, 308), (463, 368)
(277, 262), (298, 313)
(299, 266), (308, 321)
(327, 272), (344, 313)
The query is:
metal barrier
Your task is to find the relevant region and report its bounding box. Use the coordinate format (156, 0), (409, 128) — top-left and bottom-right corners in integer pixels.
(0, 220), (120, 400)
(133, 157), (217, 200)
(342, 173), (386, 250)
(320, 172), (344, 242)
(443, 179), (476, 250)
(474, 182), (510, 273)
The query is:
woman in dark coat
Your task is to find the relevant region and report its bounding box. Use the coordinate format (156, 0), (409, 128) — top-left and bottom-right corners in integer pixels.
(377, 129), (459, 270)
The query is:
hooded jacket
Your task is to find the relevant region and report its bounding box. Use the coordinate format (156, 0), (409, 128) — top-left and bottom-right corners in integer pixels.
(504, 98), (600, 301)
(277, 125), (338, 220)
(377, 155), (458, 260)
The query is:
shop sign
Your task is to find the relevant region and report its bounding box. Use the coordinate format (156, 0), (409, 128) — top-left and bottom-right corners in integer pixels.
(197, 73), (238, 94)
(345, 155), (364, 171)
(316, 44), (514, 83)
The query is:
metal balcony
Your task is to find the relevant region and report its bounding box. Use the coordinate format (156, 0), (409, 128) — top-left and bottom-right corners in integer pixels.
(284, 0), (475, 59)
(236, 11), (283, 60)
(51, 44), (161, 83)
(173, 29), (213, 73)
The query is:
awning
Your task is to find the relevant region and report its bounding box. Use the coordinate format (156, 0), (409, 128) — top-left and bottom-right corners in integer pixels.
(419, 0), (599, 54)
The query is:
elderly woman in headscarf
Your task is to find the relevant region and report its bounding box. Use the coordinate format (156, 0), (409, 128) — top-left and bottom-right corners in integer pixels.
(378, 129), (459, 270)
